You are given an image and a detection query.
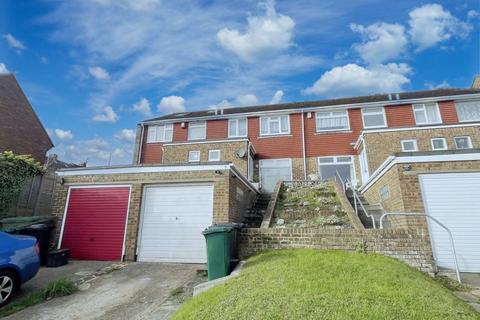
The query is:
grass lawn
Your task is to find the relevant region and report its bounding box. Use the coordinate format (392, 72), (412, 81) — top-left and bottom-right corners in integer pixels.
(173, 249), (478, 320)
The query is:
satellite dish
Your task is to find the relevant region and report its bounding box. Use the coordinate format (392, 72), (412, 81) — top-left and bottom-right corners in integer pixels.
(235, 148), (246, 158)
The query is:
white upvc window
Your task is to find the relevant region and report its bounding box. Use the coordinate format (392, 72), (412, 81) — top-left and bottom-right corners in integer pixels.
(228, 118), (247, 137)
(454, 136), (473, 149)
(318, 156), (355, 185)
(146, 124), (173, 143)
(259, 115), (290, 136)
(413, 103), (442, 125)
(208, 150), (221, 162)
(456, 100), (480, 122)
(401, 139), (418, 152)
(188, 121), (206, 140)
(188, 150), (200, 162)
(361, 107), (387, 129)
(431, 138), (448, 151)
(316, 110), (349, 132)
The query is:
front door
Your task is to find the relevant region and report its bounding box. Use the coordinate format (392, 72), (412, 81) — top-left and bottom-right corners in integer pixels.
(259, 159), (292, 193)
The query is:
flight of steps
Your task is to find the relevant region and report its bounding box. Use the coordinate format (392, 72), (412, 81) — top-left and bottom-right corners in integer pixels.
(243, 193), (271, 228)
(346, 190), (384, 228)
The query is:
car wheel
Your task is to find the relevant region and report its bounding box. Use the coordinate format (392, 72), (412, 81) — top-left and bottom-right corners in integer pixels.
(0, 271), (17, 307)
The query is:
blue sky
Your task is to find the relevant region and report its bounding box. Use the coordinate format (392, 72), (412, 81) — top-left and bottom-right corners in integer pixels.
(0, 0), (479, 165)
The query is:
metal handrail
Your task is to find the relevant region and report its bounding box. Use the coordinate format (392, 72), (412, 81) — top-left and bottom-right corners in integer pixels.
(334, 171), (376, 229)
(379, 213), (461, 283)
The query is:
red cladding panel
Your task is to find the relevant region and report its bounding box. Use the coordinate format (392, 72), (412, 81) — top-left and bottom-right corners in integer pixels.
(385, 104), (416, 127)
(439, 100), (458, 124)
(207, 119), (228, 139)
(61, 187), (130, 261)
(173, 122), (188, 142)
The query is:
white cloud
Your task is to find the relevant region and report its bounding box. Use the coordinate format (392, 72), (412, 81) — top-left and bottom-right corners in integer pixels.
(425, 80), (450, 89)
(236, 94), (258, 106)
(54, 129), (74, 140)
(304, 63), (412, 97)
(92, 106), (119, 122)
(131, 97), (152, 116)
(217, 0), (295, 61)
(0, 63), (8, 74)
(157, 95), (185, 114)
(3, 33), (26, 50)
(41, 57), (48, 64)
(269, 90), (284, 104)
(468, 10), (479, 19)
(408, 4), (472, 51)
(351, 22), (408, 65)
(89, 66), (110, 80)
(114, 128), (136, 142)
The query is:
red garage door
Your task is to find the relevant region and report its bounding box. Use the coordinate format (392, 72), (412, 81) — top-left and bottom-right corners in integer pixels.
(60, 186), (130, 260)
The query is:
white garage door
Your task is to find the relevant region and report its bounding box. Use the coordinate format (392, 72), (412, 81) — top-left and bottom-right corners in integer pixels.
(137, 184), (213, 263)
(420, 173), (480, 272)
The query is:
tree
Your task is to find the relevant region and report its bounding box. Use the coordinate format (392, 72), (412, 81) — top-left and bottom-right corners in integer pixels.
(0, 151), (43, 214)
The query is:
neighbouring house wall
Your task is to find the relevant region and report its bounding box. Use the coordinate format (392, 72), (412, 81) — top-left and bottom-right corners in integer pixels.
(162, 140), (249, 177)
(229, 174), (257, 223)
(52, 169), (239, 260)
(239, 228), (434, 274)
(363, 126), (480, 173)
(362, 159), (480, 229)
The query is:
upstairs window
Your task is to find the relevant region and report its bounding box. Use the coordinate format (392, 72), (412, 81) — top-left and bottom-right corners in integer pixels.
(413, 103), (442, 125)
(401, 139), (418, 152)
(456, 101), (480, 122)
(362, 107), (386, 129)
(146, 124), (173, 143)
(228, 118), (247, 137)
(431, 138), (447, 151)
(316, 110), (349, 132)
(260, 115), (290, 136)
(454, 136), (473, 149)
(188, 121), (206, 140)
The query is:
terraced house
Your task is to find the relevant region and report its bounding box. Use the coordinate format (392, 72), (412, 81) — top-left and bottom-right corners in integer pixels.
(53, 83), (480, 274)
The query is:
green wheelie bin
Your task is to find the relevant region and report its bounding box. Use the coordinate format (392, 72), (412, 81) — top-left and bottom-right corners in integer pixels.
(202, 224), (237, 281)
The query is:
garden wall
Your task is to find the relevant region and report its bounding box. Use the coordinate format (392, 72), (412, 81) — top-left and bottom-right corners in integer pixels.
(239, 228), (434, 274)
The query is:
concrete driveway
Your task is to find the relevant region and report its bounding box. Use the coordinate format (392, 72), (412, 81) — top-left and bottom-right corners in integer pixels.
(5, 262), (206, 320)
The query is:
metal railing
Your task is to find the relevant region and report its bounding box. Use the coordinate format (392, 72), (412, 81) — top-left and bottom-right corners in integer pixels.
(379, 213), (462, 283)
(334, 171), (376, 229)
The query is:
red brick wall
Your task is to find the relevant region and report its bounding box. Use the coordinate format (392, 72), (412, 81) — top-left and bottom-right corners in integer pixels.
(207, 119), (228, 139)
(304, 109), (361, 157)
(438, 100), (458, 124)
(173, 122), (188, 142)
(385, 104), (416, 127)
(248, 114), (304, 159)
(140, 125), (163, 164)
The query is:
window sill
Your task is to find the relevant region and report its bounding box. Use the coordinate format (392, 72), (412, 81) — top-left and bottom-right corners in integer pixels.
(315, 130), (352, 135)
(258, 134), (292, 138)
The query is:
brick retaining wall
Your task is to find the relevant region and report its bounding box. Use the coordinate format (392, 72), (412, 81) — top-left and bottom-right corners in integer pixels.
(239, 228), (435, 274)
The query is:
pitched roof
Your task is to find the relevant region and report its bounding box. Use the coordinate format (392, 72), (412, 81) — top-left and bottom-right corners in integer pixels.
(0, 74), (54, 163)
(144, 88), (480, 123)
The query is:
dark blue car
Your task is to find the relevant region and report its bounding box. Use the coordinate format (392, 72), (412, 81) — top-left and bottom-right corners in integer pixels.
(0, 232), (40, 307)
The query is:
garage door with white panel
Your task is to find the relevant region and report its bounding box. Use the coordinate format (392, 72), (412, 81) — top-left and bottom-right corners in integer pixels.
(420, 173), (480, 272)
(137, 184), (214, 263)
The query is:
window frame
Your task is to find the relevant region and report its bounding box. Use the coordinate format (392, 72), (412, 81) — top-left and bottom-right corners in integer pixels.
(315, 110), (350, 132)
(317, 155), (356, 185)
(401, 139), (418, 152)
(188, 150), (200, 162)
(361, 107), (387, 129)
(228, 118), (248, 138)
(430, 137), (448, 151)
(455, 100), (480, 123)
(454, 136), (473, 149)
(259, 115), (290, 136)
(187, 121), (207, 141)
(208, 149), (221, 162)
(412, 103), (442, 125)
(146, 124), (173, 143)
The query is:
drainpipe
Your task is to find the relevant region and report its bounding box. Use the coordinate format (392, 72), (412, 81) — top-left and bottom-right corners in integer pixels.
(301, 110), (307, 180)
(137, 124), (144, 164)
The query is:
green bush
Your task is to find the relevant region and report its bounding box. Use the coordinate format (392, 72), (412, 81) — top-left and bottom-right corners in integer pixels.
(0, 151), (43, 214)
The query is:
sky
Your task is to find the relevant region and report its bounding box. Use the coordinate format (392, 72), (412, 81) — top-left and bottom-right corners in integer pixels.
(0, 0), (479, 166)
